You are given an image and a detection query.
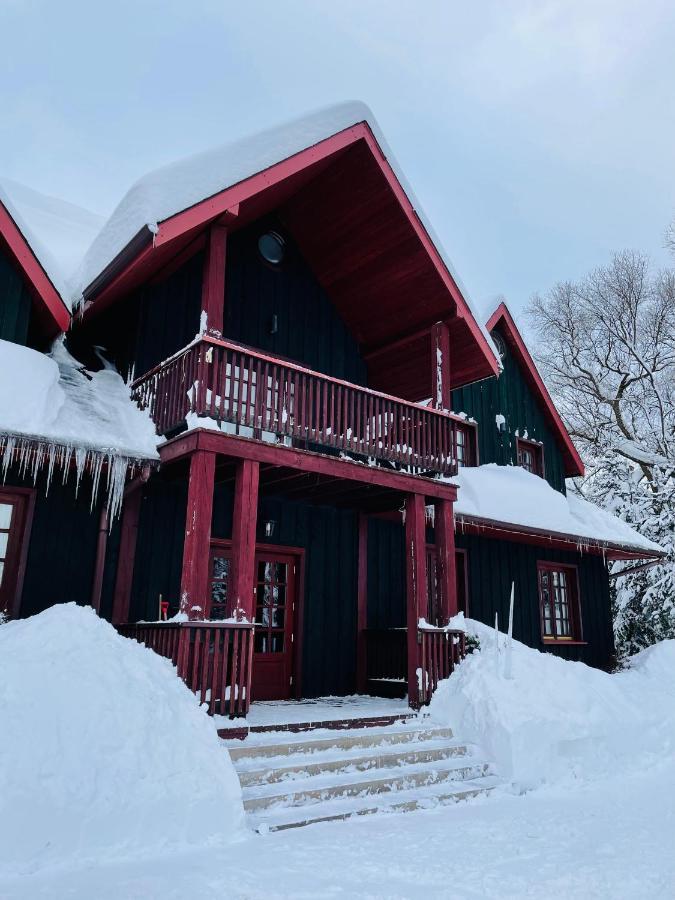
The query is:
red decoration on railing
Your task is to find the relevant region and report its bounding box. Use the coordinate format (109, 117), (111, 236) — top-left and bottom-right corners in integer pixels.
(132, 336), (462, 477)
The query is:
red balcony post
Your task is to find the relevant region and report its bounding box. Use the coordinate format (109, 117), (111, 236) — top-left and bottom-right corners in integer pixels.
(201, 225), (227, 336)
(111, 487), (143, 624)
(434, 498), (458, 624)
(356, 512), (369, 693)
(179, 450), (216, 619)
(230, 458), (259, 622)
(405, 492), (427, 709)
(431, 321), (451, 410)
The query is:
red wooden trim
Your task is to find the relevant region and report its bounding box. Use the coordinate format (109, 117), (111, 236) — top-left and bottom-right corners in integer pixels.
(356, 512), (368, 693)
(537, 560), (583, 642)
(431, 321), (451, 410)
(179, 450), (216, 618)
(486, 302), (584, 478)
(0, 486), (37, 619)
(201, 225), (227, 335)
(434, 499), (457, 622)
(111, 485), (143, 624)
(90, 501), (109, 614)
(230, 458), (259, 621)
(160, 429), (459, 503)
(405, 493), (427, 709)
(0, 202), (70, 335)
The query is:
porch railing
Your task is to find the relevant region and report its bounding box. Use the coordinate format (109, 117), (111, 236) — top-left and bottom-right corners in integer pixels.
(118, 621), (254, 718)
(131, 335), (462, 477)
(365, 626), (467, 706)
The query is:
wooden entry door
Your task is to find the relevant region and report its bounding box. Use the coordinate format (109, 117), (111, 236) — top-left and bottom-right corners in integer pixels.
(252, 552), (296, 701)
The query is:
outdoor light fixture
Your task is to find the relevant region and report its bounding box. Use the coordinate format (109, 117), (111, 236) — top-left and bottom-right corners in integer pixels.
(263, 519), (277, 538)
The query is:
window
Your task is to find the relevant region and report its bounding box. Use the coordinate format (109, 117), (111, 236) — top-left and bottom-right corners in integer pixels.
(0, 489), (34, 619)
(516, 436), (544, 477)
(455, 423), (477, 467)
(538, 563), (582, 642)
(258, 230), (285, 266)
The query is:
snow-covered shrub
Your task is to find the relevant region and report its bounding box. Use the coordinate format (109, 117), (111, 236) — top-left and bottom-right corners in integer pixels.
(0, 604), (245, 875)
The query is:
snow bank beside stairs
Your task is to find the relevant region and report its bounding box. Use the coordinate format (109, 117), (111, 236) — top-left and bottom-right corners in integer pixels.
(0, 605), (245, 875)
(429, 617), (675, 790)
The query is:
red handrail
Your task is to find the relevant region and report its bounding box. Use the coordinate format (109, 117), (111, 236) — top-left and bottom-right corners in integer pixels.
(132, 336), (462, 477)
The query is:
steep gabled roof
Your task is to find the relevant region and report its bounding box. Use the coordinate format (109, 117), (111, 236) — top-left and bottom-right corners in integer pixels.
(76, 102), (501, 393)
(486, 301), (584, 478)
(0, 179), (103, 335)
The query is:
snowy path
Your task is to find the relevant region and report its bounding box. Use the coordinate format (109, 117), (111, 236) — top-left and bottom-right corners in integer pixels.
(3, 760), (674, 899)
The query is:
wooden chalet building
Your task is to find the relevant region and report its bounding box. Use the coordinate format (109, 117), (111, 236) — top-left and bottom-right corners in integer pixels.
(0, 104), (664, 717)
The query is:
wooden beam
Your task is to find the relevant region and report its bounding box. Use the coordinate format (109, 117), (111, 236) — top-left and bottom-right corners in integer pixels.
(179, 450), (216, 618)
(405, 493), (427, 710)
(356, 513), (368, 693)
(431, 321), (451, 410)
(230, 459), (260, 621)
(201, 224), (227, 336)
(90, 501), (109, 614)
(111, 488), (143, 624)
(434, 498), (457, 623)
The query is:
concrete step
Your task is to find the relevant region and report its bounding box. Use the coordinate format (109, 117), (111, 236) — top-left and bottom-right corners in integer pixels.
(236, 739), (470, 787)
(242, 757), (490, 812)
(227, 724), (454, 762)
(248, 774), (503, 832)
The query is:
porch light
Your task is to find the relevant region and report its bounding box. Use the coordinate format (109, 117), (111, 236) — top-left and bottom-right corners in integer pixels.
(258, 231), (285, 266)
(263, 519), (277, 538)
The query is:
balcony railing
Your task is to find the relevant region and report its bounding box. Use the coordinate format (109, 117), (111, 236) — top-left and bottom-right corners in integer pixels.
(132, 335), (465, 477)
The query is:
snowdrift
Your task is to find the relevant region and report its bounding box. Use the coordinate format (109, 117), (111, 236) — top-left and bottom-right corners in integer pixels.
(0, 605), (244, 875)
(430, 616), (675, 789)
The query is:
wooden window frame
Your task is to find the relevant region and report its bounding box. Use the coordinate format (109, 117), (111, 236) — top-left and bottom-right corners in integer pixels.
(455, 421), (478, 468)
(0, 486), (36, 619)
(537, 561), (585, 644)
(516, 436), (544, 478)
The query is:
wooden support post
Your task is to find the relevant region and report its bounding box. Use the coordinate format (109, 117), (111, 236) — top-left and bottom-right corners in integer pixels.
(356, 512), (368, 694)
(405, 493), (427, 709)
(111, 489), (143, 624)
(230, 458), (260, 622)
(201, 225), (227, 336)
(435, 498), (457, 624)
(179, 450), (216, 619)
(431, 321), (451, 410)
(90, 502), (109, 615)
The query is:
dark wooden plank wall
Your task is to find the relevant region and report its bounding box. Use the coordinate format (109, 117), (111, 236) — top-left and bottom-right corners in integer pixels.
(0, 247), (32, 346)
(451, 324), (567, 494)
(224, 221), (368, 385)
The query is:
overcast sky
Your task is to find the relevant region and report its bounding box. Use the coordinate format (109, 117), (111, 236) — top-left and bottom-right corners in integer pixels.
(1, 0), (674, 317)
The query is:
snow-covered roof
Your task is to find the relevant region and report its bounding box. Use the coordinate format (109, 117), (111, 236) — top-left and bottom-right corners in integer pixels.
(72, 101), (500, 365)
(0, 178), (103, 306)
(452, 464), (664, 556)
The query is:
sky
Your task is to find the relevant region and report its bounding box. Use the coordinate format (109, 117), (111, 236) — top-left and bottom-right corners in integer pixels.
(1, 0), (674, 318)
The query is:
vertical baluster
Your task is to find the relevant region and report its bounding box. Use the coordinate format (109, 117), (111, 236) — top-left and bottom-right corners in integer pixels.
(229, 627), (240, 718)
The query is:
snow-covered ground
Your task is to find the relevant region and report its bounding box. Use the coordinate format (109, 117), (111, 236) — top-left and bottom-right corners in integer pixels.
(1, 609), (674, 899)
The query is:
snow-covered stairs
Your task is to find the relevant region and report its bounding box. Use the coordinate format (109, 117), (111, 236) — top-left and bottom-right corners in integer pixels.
(224, 720), (500, 831)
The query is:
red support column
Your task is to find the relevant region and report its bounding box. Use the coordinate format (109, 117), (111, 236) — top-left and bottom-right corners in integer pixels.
(201, 225), (227, 336)
(111, 488), (143, 624)
(356, 512), (368, 694)
(230, 458), (259, 622)
(435, 498), (457, 624)
(431, 321), (451, 410)
(179, 450), (216, 619)
(405, 493), (427, 709)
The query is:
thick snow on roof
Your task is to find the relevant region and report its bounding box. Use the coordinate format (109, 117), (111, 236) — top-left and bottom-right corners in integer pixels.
(0, 178), (103, 306)
(72, 101), (500, 364)
(0, 338), (158, 461)
(453, 464), (663, 555)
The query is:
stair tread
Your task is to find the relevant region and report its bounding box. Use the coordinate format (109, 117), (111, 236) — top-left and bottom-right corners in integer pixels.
(248, 774), (503, 831)
(242, 755), (489, 802)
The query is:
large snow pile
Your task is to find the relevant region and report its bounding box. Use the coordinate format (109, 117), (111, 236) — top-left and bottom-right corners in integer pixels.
(0, 605), (244, 875)
(430, 615), (675, 789)
(453, 463), (663, 554)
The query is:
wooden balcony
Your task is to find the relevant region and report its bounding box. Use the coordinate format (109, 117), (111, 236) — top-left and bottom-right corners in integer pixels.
(132, 336), (466, 478)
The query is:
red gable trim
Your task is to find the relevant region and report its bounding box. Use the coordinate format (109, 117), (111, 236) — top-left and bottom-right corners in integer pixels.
(486, 301), (584, 478)
(0, 201), (70, 336)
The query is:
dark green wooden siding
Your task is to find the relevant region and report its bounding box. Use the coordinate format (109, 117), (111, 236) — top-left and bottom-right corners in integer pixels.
(451, 325), (567, 494)
(0, 247), (32, 346)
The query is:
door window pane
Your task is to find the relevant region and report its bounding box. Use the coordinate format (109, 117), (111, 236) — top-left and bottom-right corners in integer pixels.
(0, 532), (8, 558)
(0, 504), (12, 530)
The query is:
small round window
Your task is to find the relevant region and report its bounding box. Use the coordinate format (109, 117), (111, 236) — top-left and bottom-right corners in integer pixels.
(258, 231), (285, 266)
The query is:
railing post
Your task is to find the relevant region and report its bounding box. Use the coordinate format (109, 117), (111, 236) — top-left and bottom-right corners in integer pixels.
(179, 450), (216, 619)
(201, 225), (227, 336)
(434, 498), (458, 624)
(431, 321), (451, 410)
(230, 458), (259, 622)
(405, 493), (427, 710)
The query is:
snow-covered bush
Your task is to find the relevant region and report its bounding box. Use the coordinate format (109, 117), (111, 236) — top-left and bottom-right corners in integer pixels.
(430, 618), (675, 790)
(0, 604), (245, 875)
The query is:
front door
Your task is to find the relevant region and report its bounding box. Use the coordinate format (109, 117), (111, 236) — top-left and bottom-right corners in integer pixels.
(252, 552), (296, 701)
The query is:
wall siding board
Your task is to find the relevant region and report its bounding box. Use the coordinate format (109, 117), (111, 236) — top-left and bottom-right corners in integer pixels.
(451, 327), (567, 494)
(0, 247), (32, 346)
